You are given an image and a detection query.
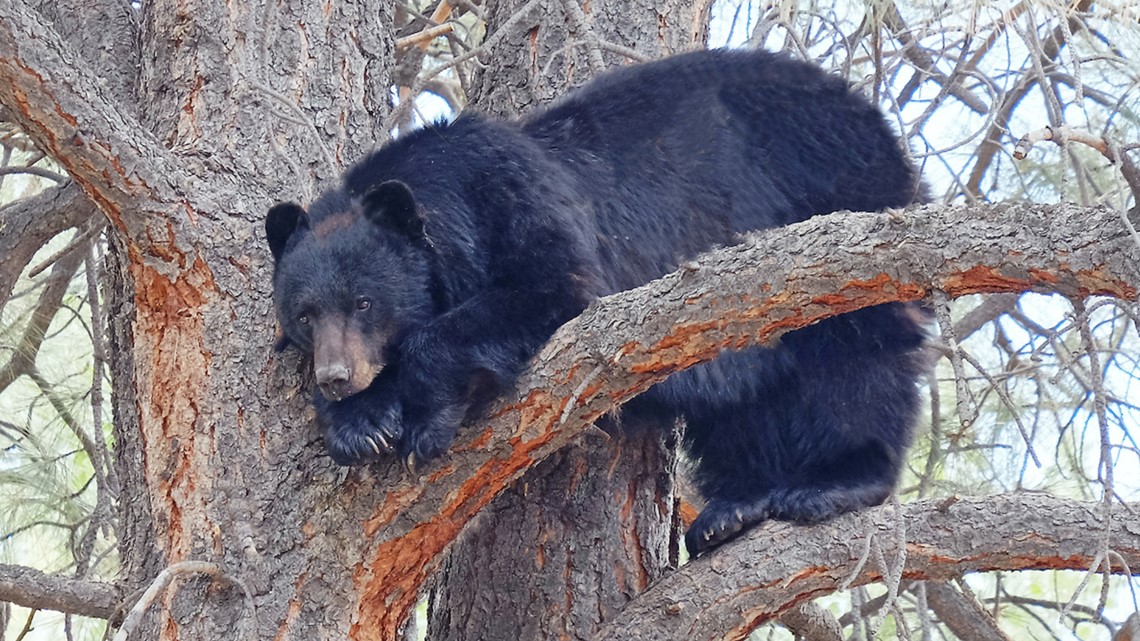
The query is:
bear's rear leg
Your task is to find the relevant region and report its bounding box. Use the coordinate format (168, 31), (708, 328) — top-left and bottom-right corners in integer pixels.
(684, 480), (894, 556)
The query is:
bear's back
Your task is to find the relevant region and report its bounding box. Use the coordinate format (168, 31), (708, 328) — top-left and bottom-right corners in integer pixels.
(522, 50), (919, 292)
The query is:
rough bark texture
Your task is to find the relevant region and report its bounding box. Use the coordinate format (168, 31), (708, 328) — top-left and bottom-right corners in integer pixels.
(428, 2), (711, 640)
(593, 494), (1138, 641)
(429, 430), (680, 641)
(0, 564), (120, 619)
(467, 0), (712, 117)
(0, 182), (96, 317)
(924, 581), (1013, 641)
(0, 1), (398, 638)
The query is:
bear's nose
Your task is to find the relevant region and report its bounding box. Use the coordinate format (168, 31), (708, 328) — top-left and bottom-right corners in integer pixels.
(316, 363), (352, 400)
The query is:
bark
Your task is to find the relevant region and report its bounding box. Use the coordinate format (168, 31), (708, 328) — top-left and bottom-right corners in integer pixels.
(428, 2), (711, 640)
(924, 581), (1013, 641)
(467, 0), (712, 117)
(342, 200), (1134, 638)
(428, 430), (680, 641)
(29, 0), (138, 108)
(0, 0), (132, 316)
(778, 603), (845, 641)
(0, 564), (120, 620)
(593, 494), (1136, 641)
(1, 1), (399, 639)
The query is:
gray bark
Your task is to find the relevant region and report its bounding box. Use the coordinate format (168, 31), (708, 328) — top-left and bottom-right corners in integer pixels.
(0, 564), (120, 620)
(0, 182), (95, 318)
(924, 581), (1014, 641)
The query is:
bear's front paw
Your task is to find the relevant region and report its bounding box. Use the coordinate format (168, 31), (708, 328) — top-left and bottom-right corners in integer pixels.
(685, 497), (772, 557)
(395, 401), (468, 471)
(317, 393), (403, 466)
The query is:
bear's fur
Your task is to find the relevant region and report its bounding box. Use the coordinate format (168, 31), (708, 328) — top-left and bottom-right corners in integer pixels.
(266, 49), (928, 555)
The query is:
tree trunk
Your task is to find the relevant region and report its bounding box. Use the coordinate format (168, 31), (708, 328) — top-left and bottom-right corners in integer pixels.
(92, 1), (401, 638)
(428, 2), (711, 640)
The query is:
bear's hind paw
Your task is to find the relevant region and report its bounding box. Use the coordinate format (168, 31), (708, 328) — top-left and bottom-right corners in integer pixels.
(685, 498), (771, 557)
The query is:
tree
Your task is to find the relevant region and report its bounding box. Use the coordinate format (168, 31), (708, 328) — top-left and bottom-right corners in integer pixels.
(0, 2), (1138, 640)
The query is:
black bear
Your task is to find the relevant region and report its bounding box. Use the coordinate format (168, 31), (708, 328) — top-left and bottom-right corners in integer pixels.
(266, 49), (929, 555)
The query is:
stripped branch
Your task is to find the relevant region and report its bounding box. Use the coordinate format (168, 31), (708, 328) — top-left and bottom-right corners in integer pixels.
(1014, 125), (1140, 205)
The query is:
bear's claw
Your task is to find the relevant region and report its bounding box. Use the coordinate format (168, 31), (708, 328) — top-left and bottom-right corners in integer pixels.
(685, 498), (771, 557)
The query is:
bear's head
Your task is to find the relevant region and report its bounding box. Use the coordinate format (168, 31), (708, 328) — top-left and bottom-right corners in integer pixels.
(265, 180), (435, 401)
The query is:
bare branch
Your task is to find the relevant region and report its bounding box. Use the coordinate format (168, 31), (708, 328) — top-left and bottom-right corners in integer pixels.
(595, 495), (1140, 641)
(778, 602), (844, 641)
(925, 581), (1013, 641)
(0, 564), (119, 619)
(963, 4), (1090, 199)
(0, 242), (86, 394)
(112, 561), (256, 641)
(1013, 125), (1140, 207)
(396, 23), (455, 50)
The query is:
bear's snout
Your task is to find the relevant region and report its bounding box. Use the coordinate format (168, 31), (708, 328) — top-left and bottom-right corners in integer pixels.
(316, 363), (353, 401)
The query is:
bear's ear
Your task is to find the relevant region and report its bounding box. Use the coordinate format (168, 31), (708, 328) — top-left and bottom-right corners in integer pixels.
(265, 202), (310, 262)
(273, 325), (292, 352)
(361, 180), (426, 241)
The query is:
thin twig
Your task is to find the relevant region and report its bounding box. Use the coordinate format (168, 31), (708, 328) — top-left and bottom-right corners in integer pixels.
(381, 0), (547, 133)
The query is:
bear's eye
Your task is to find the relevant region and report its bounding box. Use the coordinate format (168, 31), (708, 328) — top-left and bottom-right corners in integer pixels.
(298, 313), (310, 325)
(356, 298), (371, 312)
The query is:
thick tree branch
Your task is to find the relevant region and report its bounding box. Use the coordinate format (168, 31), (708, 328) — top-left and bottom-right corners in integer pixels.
(778, 603), (844, 641)
(924, 581), (1013, 641)
(0, 0), (202, 257)
(349, 201), (1140, 638)
(594, 494), (1137, 641)
(0, 181), (95, 317)
(0, 563), (119, 619)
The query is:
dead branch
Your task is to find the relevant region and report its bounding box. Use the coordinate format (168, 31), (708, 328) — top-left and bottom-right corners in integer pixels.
(964, 3), (1090, 198)
(0, 563), (119, 619)
(381, 0), (546, 132)
(396, 23), (455, 50)
(0, 182), (95, 318)
(0, 243), (86, 394)
(778, 603), (844, 641)
(1013, 125), (1140, 206)
(112, 561), (256, 641)
(924, 581), (1013, 641)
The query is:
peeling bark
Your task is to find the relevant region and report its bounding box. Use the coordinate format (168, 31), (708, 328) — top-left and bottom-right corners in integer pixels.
(349, 200), (1138, 637)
